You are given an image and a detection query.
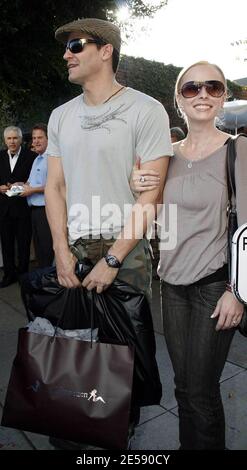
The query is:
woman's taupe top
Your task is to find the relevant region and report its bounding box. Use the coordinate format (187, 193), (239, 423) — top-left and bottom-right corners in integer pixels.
(158, 136), (247, 285)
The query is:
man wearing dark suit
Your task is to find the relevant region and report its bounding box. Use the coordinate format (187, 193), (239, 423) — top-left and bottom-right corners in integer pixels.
(0, 126), (36, 287)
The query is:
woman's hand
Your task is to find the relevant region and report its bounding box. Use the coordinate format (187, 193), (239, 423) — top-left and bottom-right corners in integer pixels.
(130, 168), (160, 193)
(211, 291), (244, 331)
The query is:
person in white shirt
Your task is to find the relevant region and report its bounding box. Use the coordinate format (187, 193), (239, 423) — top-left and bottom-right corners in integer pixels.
(0, 126), (36, 287)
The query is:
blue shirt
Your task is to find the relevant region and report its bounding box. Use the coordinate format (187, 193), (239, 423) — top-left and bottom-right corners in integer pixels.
(27, 153), (48, 206)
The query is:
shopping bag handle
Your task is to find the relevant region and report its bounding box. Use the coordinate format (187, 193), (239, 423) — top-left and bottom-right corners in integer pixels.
(53, 288), (95, 348)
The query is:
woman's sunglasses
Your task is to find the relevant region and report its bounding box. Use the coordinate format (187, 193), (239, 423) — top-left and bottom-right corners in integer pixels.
(66, 38), (104, 54)
(179, 80), (225, 98)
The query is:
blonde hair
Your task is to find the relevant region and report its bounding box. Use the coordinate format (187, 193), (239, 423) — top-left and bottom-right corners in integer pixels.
(174, 61), (227, 119)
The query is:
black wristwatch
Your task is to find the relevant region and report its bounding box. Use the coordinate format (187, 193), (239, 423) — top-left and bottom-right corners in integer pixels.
(104, 253), (122, 268)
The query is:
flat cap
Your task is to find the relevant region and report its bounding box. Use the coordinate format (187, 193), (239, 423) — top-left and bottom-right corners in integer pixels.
(55, 18), (121, 53)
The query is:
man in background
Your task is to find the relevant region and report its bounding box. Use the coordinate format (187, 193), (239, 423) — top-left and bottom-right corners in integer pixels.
(170, 126), (185, 143)
(20, 123), (53, 267)
(0, 126), (36, 287)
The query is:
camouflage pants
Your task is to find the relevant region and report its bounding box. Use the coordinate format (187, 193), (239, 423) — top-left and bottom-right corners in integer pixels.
(70, 236), (152, 303)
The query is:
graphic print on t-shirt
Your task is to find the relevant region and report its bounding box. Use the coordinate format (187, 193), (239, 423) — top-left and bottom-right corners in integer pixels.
(79, 104), (127, 133)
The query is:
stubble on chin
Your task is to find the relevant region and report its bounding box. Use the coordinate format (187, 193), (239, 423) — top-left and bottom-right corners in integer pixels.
(68, 71), (84, 86)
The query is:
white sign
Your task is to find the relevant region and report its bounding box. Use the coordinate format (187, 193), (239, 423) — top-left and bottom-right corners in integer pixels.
(231, 223), (247, 304)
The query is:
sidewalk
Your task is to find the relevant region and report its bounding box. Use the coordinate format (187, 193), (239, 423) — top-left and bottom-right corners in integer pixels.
(0, 277), (247, 450)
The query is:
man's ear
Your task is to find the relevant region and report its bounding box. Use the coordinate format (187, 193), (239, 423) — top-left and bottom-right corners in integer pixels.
(101, 43), (113, 62)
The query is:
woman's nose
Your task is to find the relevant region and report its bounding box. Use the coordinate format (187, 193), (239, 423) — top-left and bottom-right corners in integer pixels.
(197, 86), (209, 98)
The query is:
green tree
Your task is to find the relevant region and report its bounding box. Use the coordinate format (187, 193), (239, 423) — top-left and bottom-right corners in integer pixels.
(227, 80), (244, 100)
(117, 55), (243, 130)
(0, 0), (166, 137)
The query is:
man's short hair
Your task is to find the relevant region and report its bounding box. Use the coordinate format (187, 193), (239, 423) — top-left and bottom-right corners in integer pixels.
(170, 127), (185, 142)
(32, 123), (48, 137)
(92, 35), (120, 73)
(4, 126), (22, 139)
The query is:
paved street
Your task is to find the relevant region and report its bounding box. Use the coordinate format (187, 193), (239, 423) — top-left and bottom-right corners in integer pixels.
(0, 277), (247, 451)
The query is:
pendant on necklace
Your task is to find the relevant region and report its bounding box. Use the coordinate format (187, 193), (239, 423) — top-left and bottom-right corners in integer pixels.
(188, 161), (193, 169)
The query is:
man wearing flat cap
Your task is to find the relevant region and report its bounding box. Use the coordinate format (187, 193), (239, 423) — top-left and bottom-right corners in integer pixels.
(46, 17), (173, 447)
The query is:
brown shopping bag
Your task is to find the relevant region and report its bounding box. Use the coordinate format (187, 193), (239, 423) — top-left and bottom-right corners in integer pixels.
(1, 328), (134, 450)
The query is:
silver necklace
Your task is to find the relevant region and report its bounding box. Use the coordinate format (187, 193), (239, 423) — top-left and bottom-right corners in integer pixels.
(187, 160), (195, 169)
(180, 140), (211, 169)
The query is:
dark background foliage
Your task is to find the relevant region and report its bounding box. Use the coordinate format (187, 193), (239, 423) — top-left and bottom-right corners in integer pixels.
(117, 56), (243, 131)
(0, 0), (242, 138)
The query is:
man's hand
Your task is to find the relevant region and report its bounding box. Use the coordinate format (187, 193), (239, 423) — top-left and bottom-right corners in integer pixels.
(82, 258), (118, 294)
(0, 184), (9, 194)
(20, 183), (33, 197)
(211, 291), (244, 330)
(55, 248), (81, 288)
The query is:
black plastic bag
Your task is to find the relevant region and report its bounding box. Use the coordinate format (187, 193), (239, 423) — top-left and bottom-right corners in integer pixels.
(21, 261), (162, 407)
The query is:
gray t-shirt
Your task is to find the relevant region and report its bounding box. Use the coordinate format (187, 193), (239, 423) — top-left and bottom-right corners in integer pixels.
(158, 136), (247, 285)
(47, 87), (173, 241)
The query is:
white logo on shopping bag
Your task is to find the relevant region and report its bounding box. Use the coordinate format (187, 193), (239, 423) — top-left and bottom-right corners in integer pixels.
(27, 380), (106, 404)
(88, 389), (106, 403)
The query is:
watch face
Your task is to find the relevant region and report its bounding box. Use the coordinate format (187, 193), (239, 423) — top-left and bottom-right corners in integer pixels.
(105, 254), (121, 268)
(107, 255), (117, 266)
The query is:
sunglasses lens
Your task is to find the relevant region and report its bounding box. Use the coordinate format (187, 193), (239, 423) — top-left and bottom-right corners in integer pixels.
(206, 81), (225, 97)
(181, 80), (225, 98)
(181, 82), (199, 98)
(68, 39), (83, 54)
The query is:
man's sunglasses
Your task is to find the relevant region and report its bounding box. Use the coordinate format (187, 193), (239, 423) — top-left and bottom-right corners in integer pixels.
(66, 38), (104, 54)
(179, 80), (225, 98)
